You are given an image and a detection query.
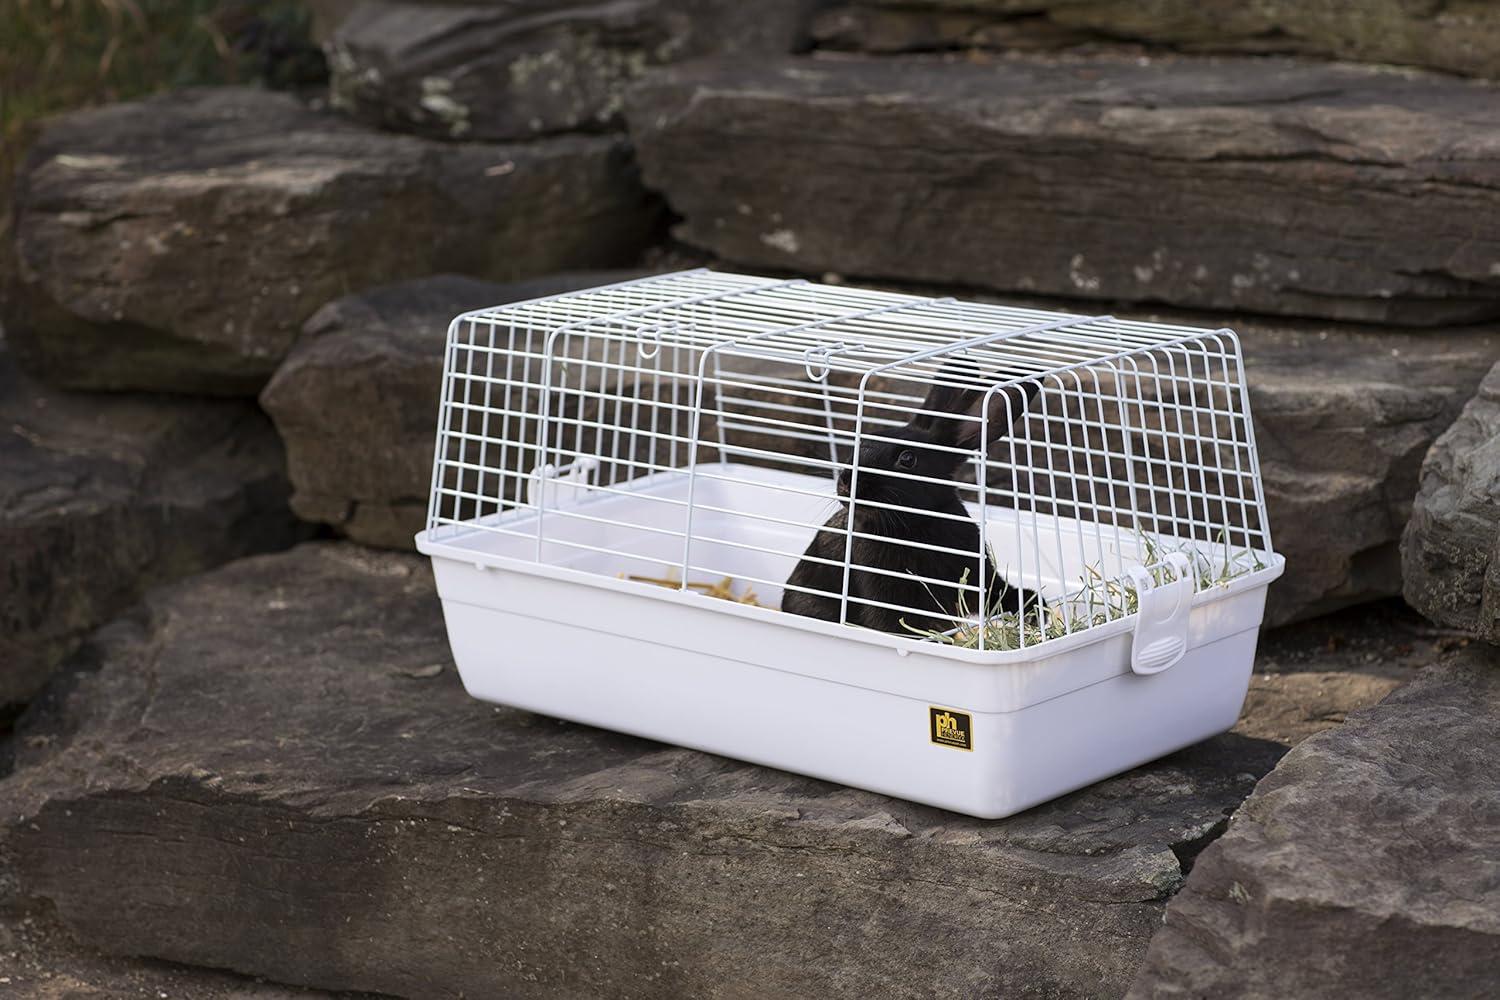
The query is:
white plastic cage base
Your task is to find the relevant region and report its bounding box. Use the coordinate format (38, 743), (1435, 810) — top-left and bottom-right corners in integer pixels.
(417, 463), (1282, 819)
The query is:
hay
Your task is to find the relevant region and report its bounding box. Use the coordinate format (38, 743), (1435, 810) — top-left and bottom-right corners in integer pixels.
(621, 568), (766, 607)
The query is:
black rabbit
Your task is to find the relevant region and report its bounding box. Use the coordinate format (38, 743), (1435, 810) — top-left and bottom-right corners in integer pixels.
(781, 365), (1043, 636)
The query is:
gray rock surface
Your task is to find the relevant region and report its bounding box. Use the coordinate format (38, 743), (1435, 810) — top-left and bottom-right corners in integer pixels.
(2, 542), (1289, 999)
(260, 270), (650, 548)
(328, 0), (821, 140)
(812, 2), (1093, 53)
(258, 258), (1492, 624)
(626, 55), (1500, 325)
(0, 349), (306, 708)
(0, 905), (368, 999)
(2, 87), (661, 395)
(1129, 643), (1500, 999)
(1402, 361), (1500, 643)
(814, 1), (1500, 79)
(1235, 599), (1439, 746)
(1230, 319), (1497, 625)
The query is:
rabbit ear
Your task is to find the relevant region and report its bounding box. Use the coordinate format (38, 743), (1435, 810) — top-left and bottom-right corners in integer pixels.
(910, 358), (985, 443)
(912, 359), (1040, 448)
(956, 379), (1040, 448)
(914, 380), (979, 427)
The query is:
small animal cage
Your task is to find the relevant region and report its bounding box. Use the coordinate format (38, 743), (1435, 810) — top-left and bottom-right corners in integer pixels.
(416, 270), (1283, 818)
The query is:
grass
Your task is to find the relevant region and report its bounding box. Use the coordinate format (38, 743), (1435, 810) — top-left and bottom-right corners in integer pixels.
(902, 531), (1268, 651)
(0, 0), (322, 235)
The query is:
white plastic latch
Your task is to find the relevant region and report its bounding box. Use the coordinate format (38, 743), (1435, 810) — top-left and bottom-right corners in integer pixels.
(527, 456), (599, 509)
(1125, 552), (1194, 676)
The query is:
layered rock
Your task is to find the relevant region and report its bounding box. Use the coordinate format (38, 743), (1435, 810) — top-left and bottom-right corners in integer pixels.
(1231, 319), (1497, 625)
(2, 87), (661, 395)
(1234, 600), (1434, 746)
(0, 906), (350, 1000)
(812, 2), (1094, 53)
(1402, 361), (1500, 643)
(1129, 644), (1500, 998)
(328, 0), (821, 140)
(260, 258), (1494, 623)
(0, 350), (305, 708)
(2, 542), (1291, 999)
(626, 55), (1500, 325)
(260, 270), (649, 547)
(813, 1), (1500, 79)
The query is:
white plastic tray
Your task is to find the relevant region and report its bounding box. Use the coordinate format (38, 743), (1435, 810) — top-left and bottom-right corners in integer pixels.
(417, 463), (1283, 818)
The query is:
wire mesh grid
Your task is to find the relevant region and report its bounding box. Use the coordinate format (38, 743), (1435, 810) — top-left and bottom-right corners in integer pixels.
(425, 269), (1274, 651)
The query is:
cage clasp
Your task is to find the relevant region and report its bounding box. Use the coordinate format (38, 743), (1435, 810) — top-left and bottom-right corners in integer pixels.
(527, 456), (599, 509)
(633, 320), (692, 359)
(803, 341), (866, 381)
(1125, 552), (1194, 676)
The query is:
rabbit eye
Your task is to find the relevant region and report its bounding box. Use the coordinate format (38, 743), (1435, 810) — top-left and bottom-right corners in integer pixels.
(896, 450), (917, 470)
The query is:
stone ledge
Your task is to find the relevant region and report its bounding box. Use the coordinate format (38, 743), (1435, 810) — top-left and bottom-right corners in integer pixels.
(2, 87), (662, 394)
(260, 270), (653, 548)
(3, 542), (1291, 999)
(627, 54), (1500, 325)
(0, 349), (306, 708)
(1129, 644), (1500, 998)
(254, 266), (1497, 624)
(813, 1), (1500, 80)
(0, 904), (365, 999)
(327, 0), (822, 140)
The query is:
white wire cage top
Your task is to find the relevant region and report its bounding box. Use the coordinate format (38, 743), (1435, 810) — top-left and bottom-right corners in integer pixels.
(423, 268), (1276, 654)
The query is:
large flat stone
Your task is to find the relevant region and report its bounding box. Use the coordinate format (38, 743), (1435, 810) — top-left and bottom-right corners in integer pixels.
(814, 1), (1500, 79)
(260, 270), (651, 548)
(626, 55), (1500, 325)
(2, 87), (661, 395)
(3, 542), (1291, 999)
(261, 267), (841, 550)
(0, 349), (306, 708)
(328, 0), (821, 140)
(1402, 361), (1500, 643)
(268, 265), (1497, 620)
(0, 905), (364, 999)
(1129, 643), (1500, 998)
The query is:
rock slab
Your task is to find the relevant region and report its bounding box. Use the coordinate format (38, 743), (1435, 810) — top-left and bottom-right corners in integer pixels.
(627, 55), (1500, 325)
(260, 270), (649, 548)
(2, 542), (1287, 999)
(1129, 644), (1500, 999)
(1231, 318), (1497, 625)
(3, 87), (661, 394)
(328, 0), (821, 140)
(267, 264), (1498, 620)
(814, 0), (1500, 80)
(1402, 361), (1500, 644)
(0, 905), (366, 999)
(0, 350), (305, 708)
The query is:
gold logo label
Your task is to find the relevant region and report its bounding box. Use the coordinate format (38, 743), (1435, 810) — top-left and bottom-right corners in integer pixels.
(929, 706), (973, 751)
